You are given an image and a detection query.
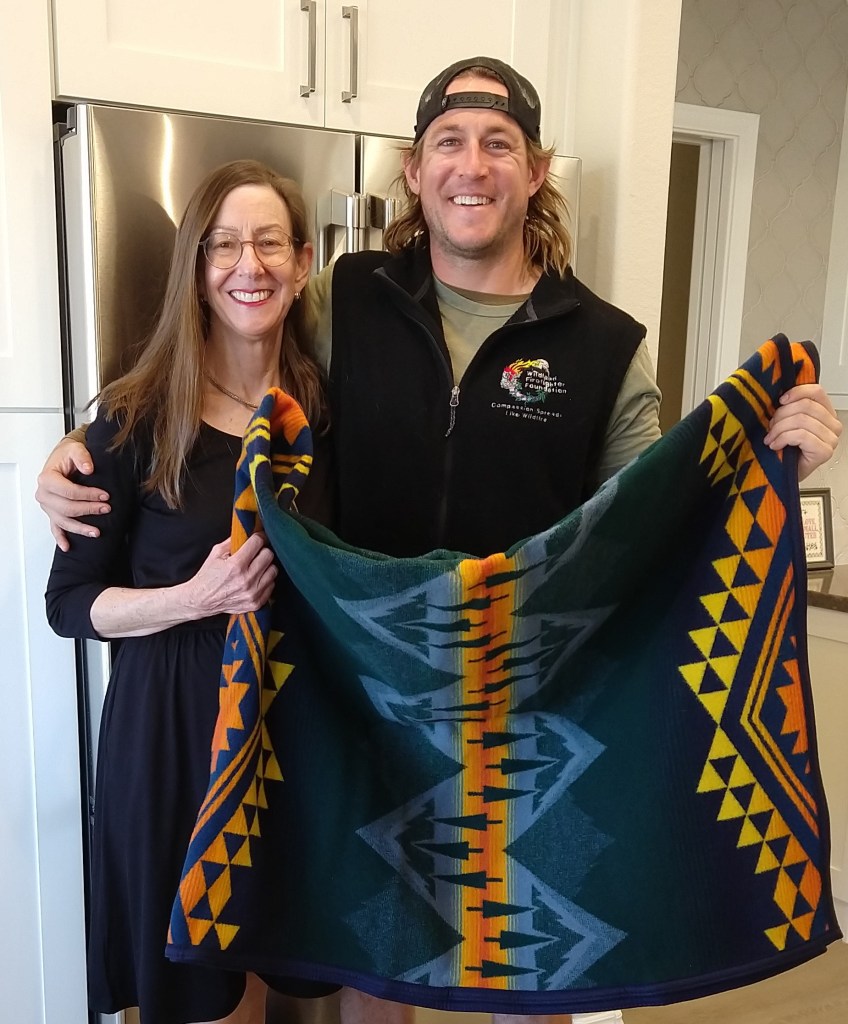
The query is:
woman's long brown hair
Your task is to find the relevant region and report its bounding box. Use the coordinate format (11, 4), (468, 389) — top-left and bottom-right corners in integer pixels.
(97, 160), (324, 508)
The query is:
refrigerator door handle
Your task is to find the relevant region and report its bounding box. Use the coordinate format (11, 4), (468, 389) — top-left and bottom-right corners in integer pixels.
(300, 0), (317, 97)
(341, 6), (359, 103)
(315, 189), (368, 270)
(366, 193), (402, 233)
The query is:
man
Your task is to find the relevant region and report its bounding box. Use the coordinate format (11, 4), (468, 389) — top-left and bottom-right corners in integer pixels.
(37, 57), (842, 1023)
(38, 57), (841, 553)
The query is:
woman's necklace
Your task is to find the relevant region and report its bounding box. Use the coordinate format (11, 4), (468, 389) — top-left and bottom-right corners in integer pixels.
(205, 372), (259, 411)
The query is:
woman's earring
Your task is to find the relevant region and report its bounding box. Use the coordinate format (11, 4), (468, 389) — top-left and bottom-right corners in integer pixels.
(294, 291), (301, 301)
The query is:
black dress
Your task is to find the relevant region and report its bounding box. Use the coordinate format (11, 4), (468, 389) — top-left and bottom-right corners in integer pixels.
(45, 413), (334, 1024)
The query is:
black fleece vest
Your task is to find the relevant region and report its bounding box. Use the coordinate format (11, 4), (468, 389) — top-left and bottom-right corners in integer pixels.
(328, 247), (645, 557)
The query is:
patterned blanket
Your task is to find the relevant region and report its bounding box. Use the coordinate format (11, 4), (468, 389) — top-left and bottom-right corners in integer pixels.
(167, 335), (841, 1014)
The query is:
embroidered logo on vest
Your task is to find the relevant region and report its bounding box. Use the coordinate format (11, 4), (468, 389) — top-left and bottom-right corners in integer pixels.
(494, 358), (567, 422)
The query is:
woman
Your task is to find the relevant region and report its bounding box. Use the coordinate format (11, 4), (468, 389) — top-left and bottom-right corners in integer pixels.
(46, 160), (331, 1024)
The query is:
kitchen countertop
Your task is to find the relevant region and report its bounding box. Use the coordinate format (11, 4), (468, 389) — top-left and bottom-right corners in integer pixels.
(807, 564), (848, 613)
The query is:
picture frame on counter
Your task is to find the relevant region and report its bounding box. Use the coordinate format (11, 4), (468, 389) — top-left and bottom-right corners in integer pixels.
(799, 488), (835, 571)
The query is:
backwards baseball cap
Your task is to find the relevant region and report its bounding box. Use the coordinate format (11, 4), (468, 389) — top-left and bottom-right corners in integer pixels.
(413, 56), (542, 144)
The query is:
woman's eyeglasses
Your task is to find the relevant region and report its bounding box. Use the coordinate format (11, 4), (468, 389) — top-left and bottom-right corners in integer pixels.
(199, 231), (299, 269)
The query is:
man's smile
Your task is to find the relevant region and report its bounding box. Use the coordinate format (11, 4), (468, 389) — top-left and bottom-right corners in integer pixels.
(451, 195), (494, 206)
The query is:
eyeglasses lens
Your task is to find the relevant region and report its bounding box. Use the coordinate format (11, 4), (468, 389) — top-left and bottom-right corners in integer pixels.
(202, 232), (293, 269)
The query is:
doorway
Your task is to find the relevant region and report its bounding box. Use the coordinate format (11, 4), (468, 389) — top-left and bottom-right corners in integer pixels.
(657, 104), (759, 428)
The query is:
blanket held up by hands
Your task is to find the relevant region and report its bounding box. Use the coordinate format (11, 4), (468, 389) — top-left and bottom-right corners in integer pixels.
(167, 335), (841, 1014)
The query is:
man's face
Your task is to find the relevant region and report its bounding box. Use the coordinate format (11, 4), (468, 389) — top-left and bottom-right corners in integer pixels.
(404, 75), (547, 269)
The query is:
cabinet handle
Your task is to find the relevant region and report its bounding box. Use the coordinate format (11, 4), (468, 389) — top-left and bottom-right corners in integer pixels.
(300, 0), (316, 97)
(342, 6), (359, 103)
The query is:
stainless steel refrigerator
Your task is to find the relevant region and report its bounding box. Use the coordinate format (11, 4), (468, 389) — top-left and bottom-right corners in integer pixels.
(54, 102), (581, 1024)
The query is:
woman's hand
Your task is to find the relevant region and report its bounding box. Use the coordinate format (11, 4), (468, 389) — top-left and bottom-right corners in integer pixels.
(88, 534), (278, 638)
(183, 534), (278, 617)
(35, 438), (110, 551)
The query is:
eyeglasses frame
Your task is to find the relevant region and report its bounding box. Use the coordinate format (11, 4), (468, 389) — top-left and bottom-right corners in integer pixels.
(198, 231), (301, 270)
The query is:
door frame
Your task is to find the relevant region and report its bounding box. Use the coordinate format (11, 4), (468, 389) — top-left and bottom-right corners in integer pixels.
(671, 102), (759, 414)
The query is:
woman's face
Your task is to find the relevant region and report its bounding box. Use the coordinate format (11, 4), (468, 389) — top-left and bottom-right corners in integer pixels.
(201, 183), (311, 347)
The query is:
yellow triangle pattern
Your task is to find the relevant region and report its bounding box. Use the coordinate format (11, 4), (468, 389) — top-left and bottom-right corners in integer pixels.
(176, 619), (295, 950)
(680, 392), (820, 952)
(173, 394), (315, 953)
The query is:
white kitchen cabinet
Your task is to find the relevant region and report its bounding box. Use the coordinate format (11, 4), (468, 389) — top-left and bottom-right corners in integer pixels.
(0, 3), (63, 409)
(821, 313), (848, 411)
(1, 4), (89, 1020)
(51, 0), (328, 128)
(821, 271), (848, 410)
(0, 411), (88, 1024)
(807, 608), (848, 939)
(51, 0), (555, 138)
(822, 88), (848, 409)
(322, 0), (552, 137)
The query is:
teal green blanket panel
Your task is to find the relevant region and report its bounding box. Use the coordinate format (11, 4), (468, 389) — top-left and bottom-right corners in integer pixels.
(167, 335), (841, 1013)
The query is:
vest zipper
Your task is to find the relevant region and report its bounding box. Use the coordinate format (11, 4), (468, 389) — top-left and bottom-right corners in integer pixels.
(373, 265), (583, 552)
(445, 385), (460, 437)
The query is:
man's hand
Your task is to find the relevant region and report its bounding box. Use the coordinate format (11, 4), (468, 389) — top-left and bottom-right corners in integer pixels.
(764, 383), (843, 481)
(35, 439), (110, 552)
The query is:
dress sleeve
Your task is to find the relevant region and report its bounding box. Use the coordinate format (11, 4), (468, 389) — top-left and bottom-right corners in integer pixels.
(595, 340), (663, 485)
(45, 411), (144, 639)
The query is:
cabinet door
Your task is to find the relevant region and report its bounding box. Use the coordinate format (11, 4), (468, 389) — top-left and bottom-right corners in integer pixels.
(807, 614), (848, 938)
(323, 0), (553, 137)
(0, 1), (63, 408)
(822, 97), (848, 410)
(821, 314), (848, 410)
(52, 0), (326, 127)
(822, 247), (848, 408)
(0, 411), (88, 1024)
